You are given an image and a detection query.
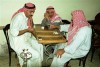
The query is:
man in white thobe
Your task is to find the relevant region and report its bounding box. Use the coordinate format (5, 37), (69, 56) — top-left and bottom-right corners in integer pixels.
(9, 3), (43, 67)
(50, 10), (92, 67)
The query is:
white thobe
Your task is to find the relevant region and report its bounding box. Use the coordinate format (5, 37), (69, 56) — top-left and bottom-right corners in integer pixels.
(9, 12), (43, 67)
(51, 24), (92, 67)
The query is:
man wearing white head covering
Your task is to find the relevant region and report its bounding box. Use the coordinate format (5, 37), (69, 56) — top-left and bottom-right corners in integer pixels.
(9, 3), (43, 67)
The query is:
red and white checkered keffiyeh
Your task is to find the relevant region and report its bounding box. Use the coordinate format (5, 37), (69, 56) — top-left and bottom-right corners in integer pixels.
(67, 10), (90, 45)
(46, 6), (61, 22)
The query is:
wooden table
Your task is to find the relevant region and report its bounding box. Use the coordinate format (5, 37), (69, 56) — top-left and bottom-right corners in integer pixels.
(34, 24), (67, 63)
(34, 24), (67, 45)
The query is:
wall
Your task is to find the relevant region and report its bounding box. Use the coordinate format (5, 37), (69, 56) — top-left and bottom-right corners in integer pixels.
(0, 0), (100, 55)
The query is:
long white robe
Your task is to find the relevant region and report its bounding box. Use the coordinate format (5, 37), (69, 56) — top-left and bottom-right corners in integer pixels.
(51, 24), (92, 67)
(9, 12), (43, 67)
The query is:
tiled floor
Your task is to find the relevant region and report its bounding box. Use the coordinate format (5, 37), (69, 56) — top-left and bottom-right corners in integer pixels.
(0, 49), (100, 67)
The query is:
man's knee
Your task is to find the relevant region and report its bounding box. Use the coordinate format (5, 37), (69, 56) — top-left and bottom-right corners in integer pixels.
(31, 51), (40, 59)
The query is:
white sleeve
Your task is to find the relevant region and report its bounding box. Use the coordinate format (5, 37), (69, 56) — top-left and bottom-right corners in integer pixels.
(64, 27), (91, 54)
(60, 24), (70, 32)
(10, 15), (23, 36)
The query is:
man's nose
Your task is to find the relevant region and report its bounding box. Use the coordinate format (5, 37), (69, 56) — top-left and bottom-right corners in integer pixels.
(31, 12), (34, 15)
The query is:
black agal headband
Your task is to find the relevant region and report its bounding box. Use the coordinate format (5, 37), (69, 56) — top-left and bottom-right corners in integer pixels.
(46, 8), (54, 10)
(24, 4), (35, 9)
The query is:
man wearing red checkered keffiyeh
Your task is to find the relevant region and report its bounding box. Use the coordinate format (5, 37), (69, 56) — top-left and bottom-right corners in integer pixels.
(9, 3), (43, 67)
(51, 10), (92, 67)
(41, 6), (62, 28)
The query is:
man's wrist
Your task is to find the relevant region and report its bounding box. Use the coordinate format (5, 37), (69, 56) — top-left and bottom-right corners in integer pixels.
(62, 48), (65, 53)
(25, 29), (29, 32)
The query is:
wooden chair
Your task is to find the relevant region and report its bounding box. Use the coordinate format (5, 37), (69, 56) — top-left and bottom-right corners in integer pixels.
(91, 25), (100, 62)
(91, 37), (100, 62)
(66, 53), (89, 67)
(62, 19), (70, 24)
(3, 24), (17, 67)
(90, 12), (100, 62)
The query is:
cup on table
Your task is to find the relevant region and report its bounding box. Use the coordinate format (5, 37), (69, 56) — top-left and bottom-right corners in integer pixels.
(41, 26), (44, 29)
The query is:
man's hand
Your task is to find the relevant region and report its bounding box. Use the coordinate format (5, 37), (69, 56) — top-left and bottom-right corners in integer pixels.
(29, 17), (34, 28)
(44, 13), (49, 20)
(50, 24), (60, 29)
(27, 27), (36, 37)
(18, 28), (34, 36)
(18, 26), (35, 36)
(50, 24), (55, 29)
(55, 49), (65, 58)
